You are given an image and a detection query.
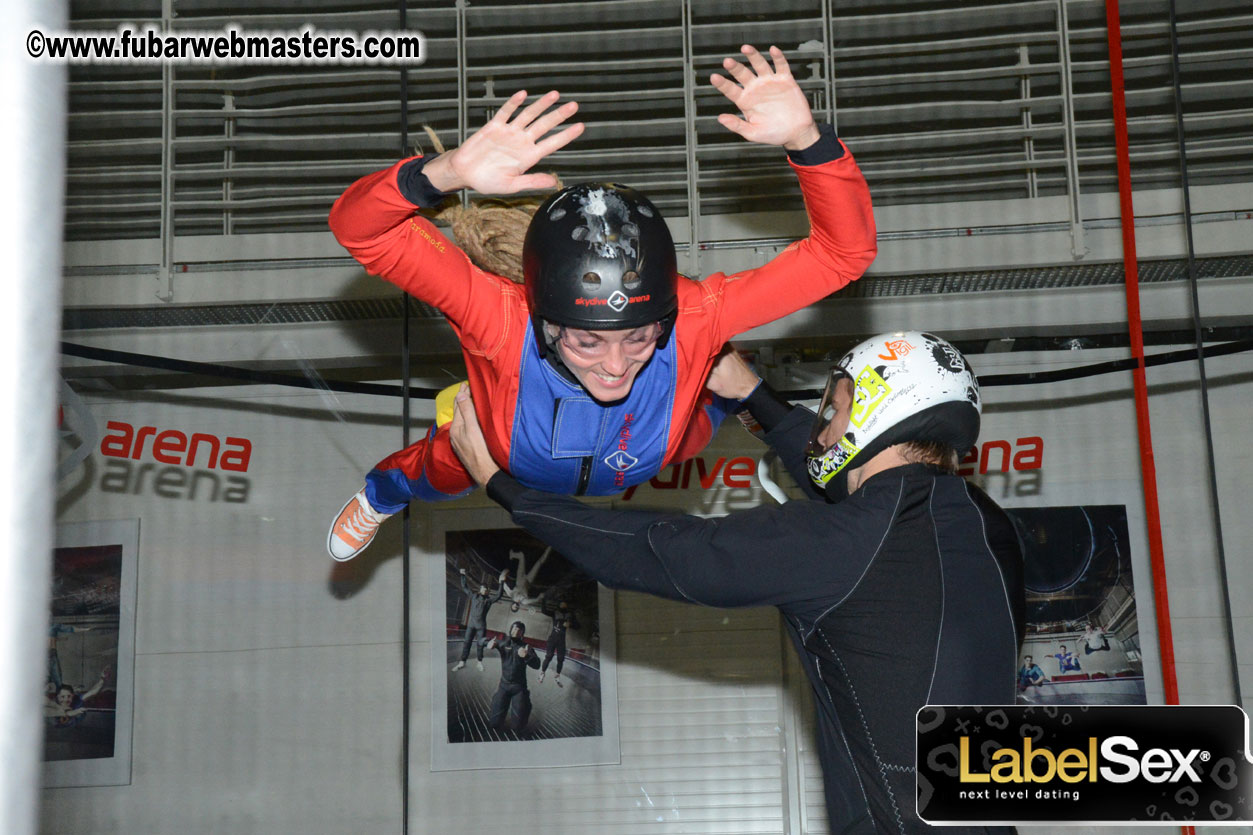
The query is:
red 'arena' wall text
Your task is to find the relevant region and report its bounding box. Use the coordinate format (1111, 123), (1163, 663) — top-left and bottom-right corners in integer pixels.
(99, 420), (253, 472)
(958, 437), (1043, 477)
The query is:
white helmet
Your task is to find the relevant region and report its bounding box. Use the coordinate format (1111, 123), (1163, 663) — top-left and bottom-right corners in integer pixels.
(806, 331), (981, 500)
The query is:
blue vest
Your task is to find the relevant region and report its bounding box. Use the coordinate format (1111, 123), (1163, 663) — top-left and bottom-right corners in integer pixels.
(508, 335), (677, 496)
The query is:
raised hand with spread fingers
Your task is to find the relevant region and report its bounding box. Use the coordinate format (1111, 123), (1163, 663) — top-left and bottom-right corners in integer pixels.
(422, 89), (584, 195)
(710, 44), (820, 151)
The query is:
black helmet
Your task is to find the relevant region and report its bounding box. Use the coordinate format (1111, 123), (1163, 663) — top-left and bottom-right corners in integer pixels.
(509, 621), (526, 639)
(523, 183), (678, 355)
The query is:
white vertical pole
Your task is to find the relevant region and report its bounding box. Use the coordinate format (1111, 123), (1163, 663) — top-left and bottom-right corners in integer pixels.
(824, 0), (837, 133)
(681, 0), (700, 278)
(1056, 0), (1087, 258)
(2, 2), (68, 833)
(1019, 45), (1039, 199)
(158, 0), (175, 301)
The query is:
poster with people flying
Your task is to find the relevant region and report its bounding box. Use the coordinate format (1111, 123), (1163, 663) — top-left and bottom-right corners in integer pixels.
(1009, 505), (1146, 705)
(427, 513), (619, 770)
(44, 519), (139, 787)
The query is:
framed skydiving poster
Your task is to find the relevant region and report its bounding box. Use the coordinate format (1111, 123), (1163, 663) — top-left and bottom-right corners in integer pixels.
(426, 507), (621, 771)
(1006, 504), (1147, 706)
(43, 518), (140, 788)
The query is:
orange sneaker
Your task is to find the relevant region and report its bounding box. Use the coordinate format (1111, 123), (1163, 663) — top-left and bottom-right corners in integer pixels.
(327, 489), (392, 561)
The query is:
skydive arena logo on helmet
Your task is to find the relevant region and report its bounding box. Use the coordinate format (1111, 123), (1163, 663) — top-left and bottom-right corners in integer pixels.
(917, 705), (1253, 825)
(574, 292), (651, 308)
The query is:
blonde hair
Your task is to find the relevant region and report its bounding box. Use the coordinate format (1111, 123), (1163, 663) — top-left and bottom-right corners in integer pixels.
(419, 126), (558, 284)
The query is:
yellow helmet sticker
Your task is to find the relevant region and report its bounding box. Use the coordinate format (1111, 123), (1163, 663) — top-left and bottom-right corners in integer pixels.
(850, 366), (891, 428)
(808, 436), (862, 485)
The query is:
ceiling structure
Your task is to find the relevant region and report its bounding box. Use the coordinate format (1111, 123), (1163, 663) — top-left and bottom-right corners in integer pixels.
(65, 0), (1251, 238)
(60, 0), (1253, 386)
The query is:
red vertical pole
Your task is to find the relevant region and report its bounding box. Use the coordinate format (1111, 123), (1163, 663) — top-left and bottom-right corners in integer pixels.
(1102, 0), (1185, 720)
(1103, 31), (1194, 834)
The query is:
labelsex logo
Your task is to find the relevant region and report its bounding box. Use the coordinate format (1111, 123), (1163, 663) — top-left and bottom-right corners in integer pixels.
(960, 736), (1205, 785)
(917, 704), (1250, 825)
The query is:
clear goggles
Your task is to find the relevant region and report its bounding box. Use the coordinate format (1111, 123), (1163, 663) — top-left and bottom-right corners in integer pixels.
(550, 322), (662, 360)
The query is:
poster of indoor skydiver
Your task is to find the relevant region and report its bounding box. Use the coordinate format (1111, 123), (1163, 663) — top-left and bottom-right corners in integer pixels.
(1007, 504), (1147, 705)
(44, 518), (139, 788)
(426, 510), (619, 771)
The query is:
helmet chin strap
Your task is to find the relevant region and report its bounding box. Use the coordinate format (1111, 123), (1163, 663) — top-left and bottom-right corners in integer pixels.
(814, 427), (901, 503)
(821, 469), (853, 504)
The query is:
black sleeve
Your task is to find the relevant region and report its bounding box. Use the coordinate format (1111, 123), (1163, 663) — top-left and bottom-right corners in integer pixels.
(738, 379), (794, 434)
(487, 474), (689, 603)
(396, 155), (456, 208)
(525, 650), (541, 670)
(762, 403), (828, 502)
(459, 574), (470, 597)
(736, 380), (825, 502)
(486, 471), (528, 510)
(786, 123), (844, 166)
(491, 585), (505, 604)
(491, 473), (887, 611)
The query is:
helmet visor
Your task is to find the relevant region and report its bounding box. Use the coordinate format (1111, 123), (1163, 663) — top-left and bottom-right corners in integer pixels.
(806, 369), (853, 459)
(805, 370), (863, 489)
